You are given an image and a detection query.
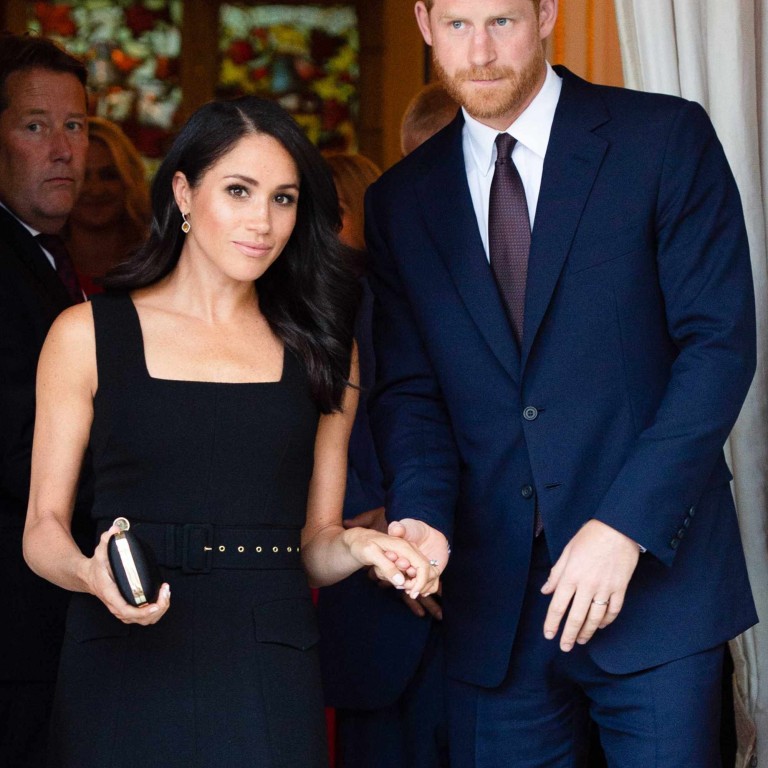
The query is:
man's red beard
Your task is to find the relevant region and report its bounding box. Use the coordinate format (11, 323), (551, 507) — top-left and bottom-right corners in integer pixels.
(432, 48), (545, 123)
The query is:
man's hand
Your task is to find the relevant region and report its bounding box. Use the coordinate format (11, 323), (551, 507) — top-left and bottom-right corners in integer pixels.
(403, 590), (443, 620)
(541, 519), (640, 651)
(386, 518), (450, 581)
(343, 507), (387, 533)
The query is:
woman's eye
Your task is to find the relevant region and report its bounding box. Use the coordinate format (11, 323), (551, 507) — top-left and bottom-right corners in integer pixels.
(274, 193), (296, 206)
(227, 185), (248, 198)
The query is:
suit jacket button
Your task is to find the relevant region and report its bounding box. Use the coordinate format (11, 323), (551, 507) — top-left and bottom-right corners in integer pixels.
(670, 538), (679, 549)
(521, 484), (534, 499)
(688, 506), (696, 517)
(523, 406), (539, 421)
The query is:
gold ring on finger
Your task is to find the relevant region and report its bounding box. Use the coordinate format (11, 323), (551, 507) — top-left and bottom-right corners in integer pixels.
(591, 598), (609, 606)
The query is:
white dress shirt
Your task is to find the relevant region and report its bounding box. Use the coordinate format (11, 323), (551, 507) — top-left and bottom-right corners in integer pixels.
(462, 63), (562, 260)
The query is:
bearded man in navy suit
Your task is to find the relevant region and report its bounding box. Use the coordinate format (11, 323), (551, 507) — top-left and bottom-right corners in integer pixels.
(365, 1), (757, 766)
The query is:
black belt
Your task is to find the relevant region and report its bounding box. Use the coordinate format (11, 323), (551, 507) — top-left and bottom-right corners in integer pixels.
(96, 520), (303, 574)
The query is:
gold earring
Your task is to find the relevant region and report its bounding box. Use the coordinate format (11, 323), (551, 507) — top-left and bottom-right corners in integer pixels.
(181, 212), (191, 234)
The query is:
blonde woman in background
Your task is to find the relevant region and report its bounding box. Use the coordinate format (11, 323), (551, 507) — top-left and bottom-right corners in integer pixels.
(65, 117), (150, 293)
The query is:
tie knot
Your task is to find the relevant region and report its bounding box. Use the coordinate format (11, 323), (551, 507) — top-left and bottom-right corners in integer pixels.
(36, 233), (66, 255)
(495, 133), (517, 165)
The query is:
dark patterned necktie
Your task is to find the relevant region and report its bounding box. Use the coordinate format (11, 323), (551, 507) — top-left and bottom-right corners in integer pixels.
(488, 133), (530, 345)
(488, 134), (542, 536)
(36, 233), (84, 304)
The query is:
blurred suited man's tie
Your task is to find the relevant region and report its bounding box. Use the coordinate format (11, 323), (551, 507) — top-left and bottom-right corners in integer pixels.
(36, 233), (84, 304)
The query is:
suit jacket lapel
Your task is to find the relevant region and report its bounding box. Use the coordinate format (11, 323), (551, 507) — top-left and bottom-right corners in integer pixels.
(0, 205), (72, 310)
(414, 115), (521, 382)
(521, 68), (610, 371)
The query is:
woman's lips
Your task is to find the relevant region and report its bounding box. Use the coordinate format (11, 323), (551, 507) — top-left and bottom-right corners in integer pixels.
(233, 240), (273, 257)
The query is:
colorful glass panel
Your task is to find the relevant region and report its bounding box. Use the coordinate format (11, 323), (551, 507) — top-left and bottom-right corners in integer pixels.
(218, 4), (358, 152)
(28, 1), (183, 160)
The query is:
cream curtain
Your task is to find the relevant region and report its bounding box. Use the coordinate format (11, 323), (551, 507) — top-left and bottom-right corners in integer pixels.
(614, 2), (768, 766)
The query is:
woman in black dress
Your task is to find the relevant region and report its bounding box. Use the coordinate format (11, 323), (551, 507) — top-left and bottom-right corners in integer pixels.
(23, 97), (438, 768)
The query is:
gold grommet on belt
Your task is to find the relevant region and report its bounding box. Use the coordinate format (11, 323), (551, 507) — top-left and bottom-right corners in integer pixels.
(272, 546), (279, 553)
(203, 546), (212, 552)
(287, 546), (292, 552)
(256, 546), (262, 553)
(218, 545), (226, 553)
(238, 546), (244, 553)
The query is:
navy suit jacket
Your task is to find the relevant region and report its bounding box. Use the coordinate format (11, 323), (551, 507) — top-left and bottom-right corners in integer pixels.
(365, 67), (757, 687)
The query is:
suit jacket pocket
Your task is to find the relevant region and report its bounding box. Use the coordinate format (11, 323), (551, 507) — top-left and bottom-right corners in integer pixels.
(65, 592), (130, 643)
(567, 221), (649, 273)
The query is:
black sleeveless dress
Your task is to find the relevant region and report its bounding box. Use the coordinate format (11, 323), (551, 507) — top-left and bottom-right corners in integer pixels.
(49, 293), (327, 768)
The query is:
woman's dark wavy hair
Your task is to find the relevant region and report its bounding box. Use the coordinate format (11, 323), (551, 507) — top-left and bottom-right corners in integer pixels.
(104, 96), (358, 413)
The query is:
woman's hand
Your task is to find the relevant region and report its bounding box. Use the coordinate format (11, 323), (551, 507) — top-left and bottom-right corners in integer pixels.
(81, 526), (171, 625)
(342, 525), (441, 599)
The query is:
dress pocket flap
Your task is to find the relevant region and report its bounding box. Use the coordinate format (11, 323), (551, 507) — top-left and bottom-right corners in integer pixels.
(66, 593), (130, 643)
(252, 597), (319, 650)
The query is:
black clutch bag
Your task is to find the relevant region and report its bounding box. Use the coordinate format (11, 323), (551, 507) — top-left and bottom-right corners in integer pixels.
(107, 517), (161, 607)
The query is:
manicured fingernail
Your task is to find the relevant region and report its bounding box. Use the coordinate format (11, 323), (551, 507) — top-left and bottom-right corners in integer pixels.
(561, 643), (573, 652)
(163, 586), (171, 599)
(577, 638), (587, 645)
(544, 631), (555, 640)
(392, 573), (405, 586)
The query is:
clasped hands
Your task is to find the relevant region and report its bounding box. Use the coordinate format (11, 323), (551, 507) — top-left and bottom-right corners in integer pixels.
(344, 509), (448, 617)
(349, 512), (640, 648)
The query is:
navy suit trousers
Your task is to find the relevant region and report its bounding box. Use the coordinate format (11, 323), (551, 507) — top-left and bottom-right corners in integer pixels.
(447, 536), (724, 768)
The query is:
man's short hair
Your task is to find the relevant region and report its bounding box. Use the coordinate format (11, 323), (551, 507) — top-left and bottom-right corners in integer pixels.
(0, 33), (87, 114)
(400, 82), (459, 156)
(423, 0), (541, 12)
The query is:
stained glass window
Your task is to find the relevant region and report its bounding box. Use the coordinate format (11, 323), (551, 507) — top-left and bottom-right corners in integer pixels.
(218, 5), (359, 152)
(28, 1), (183, 161)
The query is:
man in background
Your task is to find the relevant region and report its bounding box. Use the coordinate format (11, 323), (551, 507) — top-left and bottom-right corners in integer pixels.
(400, 82), (459, 157)
(317, 85), (458, 768)
(0, 33), (90, 767)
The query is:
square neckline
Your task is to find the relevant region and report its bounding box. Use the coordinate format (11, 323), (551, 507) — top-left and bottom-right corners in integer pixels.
(126, 293), (286, 386)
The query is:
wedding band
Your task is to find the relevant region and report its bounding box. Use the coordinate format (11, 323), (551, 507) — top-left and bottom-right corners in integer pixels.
(592, 599), (609, 606)
(429, 559), (439, 567)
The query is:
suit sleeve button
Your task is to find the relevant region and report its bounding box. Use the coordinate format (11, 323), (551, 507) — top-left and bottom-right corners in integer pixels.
(677, 528), (686, 539)
(670, 538), (679, 549)
(521, 484), (534, 499)
(523, 406), (539, 421)
(688, 506), (696, 517)
(683, 518), (691, 528)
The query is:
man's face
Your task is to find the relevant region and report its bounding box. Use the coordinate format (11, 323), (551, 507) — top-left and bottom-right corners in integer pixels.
(415, 0), (557, 130)
(0, 68), (87, 233)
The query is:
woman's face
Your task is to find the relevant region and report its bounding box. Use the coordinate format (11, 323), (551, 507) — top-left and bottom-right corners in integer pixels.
(69, 138), (126, 230)
(174, 132), (300, 285)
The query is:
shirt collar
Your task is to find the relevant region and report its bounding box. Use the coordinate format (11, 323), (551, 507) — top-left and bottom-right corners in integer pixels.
(0, 202), (40, 237)
(463, 63), (563, 176)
